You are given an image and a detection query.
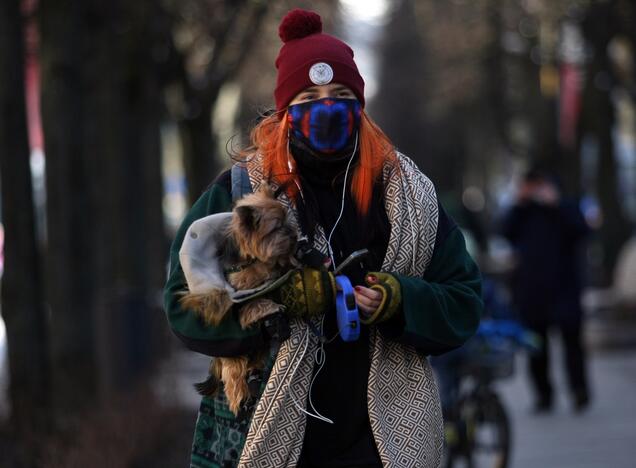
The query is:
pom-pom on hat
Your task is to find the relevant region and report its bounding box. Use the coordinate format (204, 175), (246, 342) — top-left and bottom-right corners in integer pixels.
(274, 9), (365, 110)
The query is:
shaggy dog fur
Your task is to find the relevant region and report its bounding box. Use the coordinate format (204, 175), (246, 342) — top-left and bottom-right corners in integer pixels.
(179, 185), (298, 414)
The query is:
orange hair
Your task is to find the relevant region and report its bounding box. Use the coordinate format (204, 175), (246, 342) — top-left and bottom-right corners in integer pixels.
(240, 110), (396, 216)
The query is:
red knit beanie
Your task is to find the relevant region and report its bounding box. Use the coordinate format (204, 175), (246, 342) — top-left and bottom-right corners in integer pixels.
(274, 9), (365, 110)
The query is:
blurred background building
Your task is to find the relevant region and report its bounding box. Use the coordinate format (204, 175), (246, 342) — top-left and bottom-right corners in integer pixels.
(1, 0), (635, 466)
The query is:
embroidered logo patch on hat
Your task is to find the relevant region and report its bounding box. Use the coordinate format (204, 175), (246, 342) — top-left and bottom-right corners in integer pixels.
(309, 62), (333, 85)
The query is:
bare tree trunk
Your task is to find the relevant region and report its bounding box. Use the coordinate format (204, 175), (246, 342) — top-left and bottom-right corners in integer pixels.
(0, 0), (50, 442)
(39, 0), (98, 415)
(180, 93), (220, 203)
(373, 0), (427, 169)
(94, 2), (169, 389)
(177, 1), (269, 203)
(39, 0), (168, 414)
(581, 1), (633, 282)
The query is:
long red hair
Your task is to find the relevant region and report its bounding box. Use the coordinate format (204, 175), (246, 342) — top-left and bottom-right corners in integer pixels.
(240, 110), (396, 216)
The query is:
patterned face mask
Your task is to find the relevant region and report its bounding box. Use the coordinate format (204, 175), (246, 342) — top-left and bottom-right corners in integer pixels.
(287, 97), (361, 154)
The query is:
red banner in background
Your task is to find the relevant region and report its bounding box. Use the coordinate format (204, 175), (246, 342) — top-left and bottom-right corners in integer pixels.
(558, 63), (582, 151)
(23, 0), (42, 153)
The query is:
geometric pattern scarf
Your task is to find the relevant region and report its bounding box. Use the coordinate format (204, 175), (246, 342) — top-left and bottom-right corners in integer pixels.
(238, 152), (443, 468)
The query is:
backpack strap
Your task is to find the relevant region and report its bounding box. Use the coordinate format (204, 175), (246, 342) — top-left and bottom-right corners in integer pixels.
(230, 164), (252, 202)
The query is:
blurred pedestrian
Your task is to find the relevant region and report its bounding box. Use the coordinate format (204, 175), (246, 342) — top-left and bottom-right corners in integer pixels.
(501, 166), (591, 412)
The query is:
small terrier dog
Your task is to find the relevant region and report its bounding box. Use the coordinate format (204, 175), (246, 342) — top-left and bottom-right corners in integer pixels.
(180, 184), (298, 414)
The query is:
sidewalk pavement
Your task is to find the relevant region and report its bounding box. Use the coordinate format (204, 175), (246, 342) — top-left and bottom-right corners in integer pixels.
(497, 339), (636, 468)
(154, 343), (209, 411)
(156, 334), (636, 468)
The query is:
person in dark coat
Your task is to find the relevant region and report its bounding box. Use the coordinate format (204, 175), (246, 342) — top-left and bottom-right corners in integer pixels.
(501, 167), (591, 412)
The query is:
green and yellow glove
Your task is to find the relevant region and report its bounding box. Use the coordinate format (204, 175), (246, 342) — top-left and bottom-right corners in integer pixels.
(274, 267), (337, 318)
(361, 272), (402, 325)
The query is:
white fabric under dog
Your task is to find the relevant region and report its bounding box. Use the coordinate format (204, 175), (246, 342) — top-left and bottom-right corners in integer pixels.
(180, 211), (295, 303)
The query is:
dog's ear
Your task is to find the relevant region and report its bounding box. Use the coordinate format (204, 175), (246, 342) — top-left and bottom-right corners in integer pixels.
(235, 205), (258, 231)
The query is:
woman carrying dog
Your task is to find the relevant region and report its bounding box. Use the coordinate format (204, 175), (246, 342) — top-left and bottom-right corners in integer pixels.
(164, 9), (482, 468)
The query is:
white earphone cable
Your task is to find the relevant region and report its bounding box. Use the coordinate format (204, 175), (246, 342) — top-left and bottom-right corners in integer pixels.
(287, 318), (334, 424)
(281, 131), (360, 425)
(327, 132), (359, 271)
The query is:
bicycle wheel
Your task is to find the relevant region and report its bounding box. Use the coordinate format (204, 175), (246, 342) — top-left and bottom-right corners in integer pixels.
(466, 390), (511, 468)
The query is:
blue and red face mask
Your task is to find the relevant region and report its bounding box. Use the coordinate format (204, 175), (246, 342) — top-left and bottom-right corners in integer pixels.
(287, 98), (362, 154)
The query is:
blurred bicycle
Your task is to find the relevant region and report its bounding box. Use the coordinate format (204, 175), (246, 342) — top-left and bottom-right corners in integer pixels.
(433, 318), (540, 468)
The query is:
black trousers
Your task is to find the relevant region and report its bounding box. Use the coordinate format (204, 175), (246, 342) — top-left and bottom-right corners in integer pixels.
(523, 316), (589, 404)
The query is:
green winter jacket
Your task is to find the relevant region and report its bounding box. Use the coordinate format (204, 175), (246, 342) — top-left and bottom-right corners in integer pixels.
(163, 169), (482, 467)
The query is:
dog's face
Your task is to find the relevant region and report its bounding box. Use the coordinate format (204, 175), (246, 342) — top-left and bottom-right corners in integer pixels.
(229, 185), (297, 267)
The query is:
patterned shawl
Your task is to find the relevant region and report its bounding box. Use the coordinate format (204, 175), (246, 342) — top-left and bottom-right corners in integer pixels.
(238, 152), (443, 468)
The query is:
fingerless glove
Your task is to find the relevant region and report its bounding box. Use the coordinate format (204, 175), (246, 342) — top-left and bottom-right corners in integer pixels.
(274, 267), (337, 318)
(361, 272), (402, 325)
